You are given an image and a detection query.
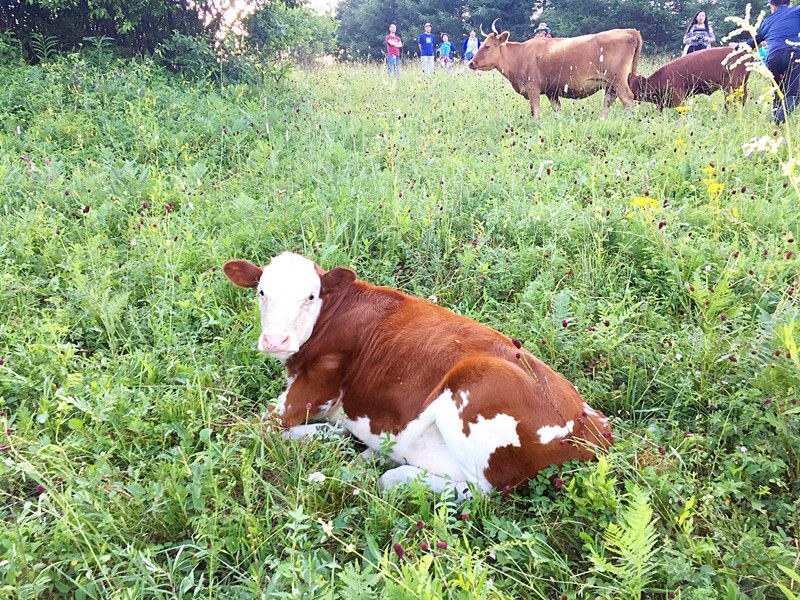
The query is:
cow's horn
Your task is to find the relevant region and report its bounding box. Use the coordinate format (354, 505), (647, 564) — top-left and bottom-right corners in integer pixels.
(480, 23), (487, 37)
(491, 18), (499, 34)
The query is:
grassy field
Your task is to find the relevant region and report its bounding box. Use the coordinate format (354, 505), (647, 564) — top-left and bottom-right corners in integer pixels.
(1, 54), (799, 599)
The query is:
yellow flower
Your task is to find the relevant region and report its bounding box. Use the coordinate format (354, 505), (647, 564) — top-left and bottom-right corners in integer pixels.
(707, 182), (725, 196)
(630, 196), (660, 210)
(675, 138), (686, 147)
(675, 105), (691, 114)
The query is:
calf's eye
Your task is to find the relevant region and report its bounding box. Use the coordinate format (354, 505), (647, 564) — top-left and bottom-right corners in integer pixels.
(259, 290), (264, 297)
(308, 294), (315, 301)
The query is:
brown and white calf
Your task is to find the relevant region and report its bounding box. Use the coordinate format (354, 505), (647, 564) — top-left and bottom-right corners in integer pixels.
(224, 252), (612, 495)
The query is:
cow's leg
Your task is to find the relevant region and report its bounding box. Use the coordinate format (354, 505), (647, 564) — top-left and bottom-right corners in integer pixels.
(282, 422), (343, 440)
(614, 80), (636, 113)
(430, 356), (612, 491)
(527, 86), (541, 120)
(601, 88), (617, 118)
(548, 95), (562, 112)
(379, 465), (472, 500)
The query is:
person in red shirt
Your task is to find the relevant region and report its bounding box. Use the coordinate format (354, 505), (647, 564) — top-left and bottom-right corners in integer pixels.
(386, 24), (403, 78)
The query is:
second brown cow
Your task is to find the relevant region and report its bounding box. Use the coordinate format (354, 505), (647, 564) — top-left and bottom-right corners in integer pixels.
(629, 46), (752, 110)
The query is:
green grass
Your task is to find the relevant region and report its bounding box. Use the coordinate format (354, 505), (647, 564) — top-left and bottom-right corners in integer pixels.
(0, 54), (799, 599)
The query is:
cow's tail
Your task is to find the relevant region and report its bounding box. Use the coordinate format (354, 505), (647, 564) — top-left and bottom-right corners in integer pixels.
(628, 29), (643, 80)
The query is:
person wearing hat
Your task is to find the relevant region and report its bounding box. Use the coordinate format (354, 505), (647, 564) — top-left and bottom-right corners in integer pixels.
(534, 23), (553, 38)
(418, 23), (436, 75)
(745, 0), (800, 122)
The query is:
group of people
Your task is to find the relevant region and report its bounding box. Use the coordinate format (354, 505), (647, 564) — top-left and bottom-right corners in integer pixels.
(384, 21), (554, 77)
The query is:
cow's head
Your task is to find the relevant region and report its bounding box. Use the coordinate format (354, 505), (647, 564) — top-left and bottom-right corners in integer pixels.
(628, 74), (655, 102)
(469, 31), (509, 71)
(223, 252), (356, 361)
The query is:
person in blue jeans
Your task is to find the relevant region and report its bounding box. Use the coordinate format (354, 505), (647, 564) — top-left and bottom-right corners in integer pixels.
(418, 23), (435, 75)
(385, 23), (403, 78)
(746, 0), (800, 122)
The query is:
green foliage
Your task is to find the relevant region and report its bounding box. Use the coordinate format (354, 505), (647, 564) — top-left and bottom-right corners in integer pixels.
(0, 54), (799, 599)
(247, 3), (338, 64)
(584, 485), (659, 600)
(155, 31), (219, 80)
(29, 33), (60, 63)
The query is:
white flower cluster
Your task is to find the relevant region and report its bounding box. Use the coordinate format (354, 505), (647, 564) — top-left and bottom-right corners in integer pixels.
(742, 135), (785, 158)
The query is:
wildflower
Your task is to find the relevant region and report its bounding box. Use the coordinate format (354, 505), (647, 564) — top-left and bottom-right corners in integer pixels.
(0, 445), (9, 453)
(704, 264), (712, 272)
(345, 543), (356, 553)
(0, 357), (4, 366)
(35, 484), (46, 495)
(511, 338), (522, 349)
(787, 251), (794, 260)
(165, 203), (173, 213)
(393, 542), (405, 559)
(416, 520), (424, 530)
(720, 314), (727, 322)
(675, 105), (691, 114)
(305, 402), (313, 411)
(658, 221), (666, 229)
(82, 205), (90, 214)
(459, 512), (469, 521)
(540, 338), (547, 345)
(729, 355), (737, 362)
(420, 542), (430, 551)
(307, 471), (326, 483)
(658, 447), (666, 455)
(318, 519), (333, 538)
(352, 488), (360, 496)
(738, 446), (747, 453)
(436, 540), (447, 549)
(554, 478), (563, 490)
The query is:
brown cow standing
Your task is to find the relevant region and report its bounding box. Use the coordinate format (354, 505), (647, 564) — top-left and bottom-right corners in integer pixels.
(224, 252), (612, 497)
(469, 26), (642, 120)
(629, 47), (752, 110)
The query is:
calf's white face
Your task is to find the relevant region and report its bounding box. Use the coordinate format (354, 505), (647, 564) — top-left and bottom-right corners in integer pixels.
(223, 252), (356, 361)
(256, 253), (323, 359)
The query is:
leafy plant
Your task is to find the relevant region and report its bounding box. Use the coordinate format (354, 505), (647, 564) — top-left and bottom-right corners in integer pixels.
(29, 33), (60, 63)
(584, 485), (659, 600)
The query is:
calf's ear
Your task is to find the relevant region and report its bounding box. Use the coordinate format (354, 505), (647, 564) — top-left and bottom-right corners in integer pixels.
(497, 31), (509, 43)
(320, 267), (356, 295)
(223, 260), (263, 289)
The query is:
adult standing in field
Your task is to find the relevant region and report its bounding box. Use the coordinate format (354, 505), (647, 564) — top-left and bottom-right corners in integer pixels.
(682, 10), (715, 55)
(745, 0), (800, 122)
(386, 23), (403, 78)
(419, 23), (436, 75)
(462, 30), (480, 64)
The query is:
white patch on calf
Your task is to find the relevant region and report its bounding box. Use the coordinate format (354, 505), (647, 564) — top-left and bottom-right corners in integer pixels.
(537, 420), (574, 444)
(343, 389), (521, 491)
(273, 375), (296, 416)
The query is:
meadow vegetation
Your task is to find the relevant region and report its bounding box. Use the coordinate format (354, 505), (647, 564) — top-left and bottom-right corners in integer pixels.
(1, 54), (799, 598)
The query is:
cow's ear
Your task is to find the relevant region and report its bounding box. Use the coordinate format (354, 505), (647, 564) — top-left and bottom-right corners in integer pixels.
(497, 31), (509, 43)
(223, 260), (263, 289)
(320, 267), (356, 295)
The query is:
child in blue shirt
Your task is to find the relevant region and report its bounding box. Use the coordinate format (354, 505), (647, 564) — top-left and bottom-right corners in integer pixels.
(438, 33), (454, 69)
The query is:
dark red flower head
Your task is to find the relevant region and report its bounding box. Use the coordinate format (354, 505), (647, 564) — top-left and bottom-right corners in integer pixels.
(511, 338), (522, 349)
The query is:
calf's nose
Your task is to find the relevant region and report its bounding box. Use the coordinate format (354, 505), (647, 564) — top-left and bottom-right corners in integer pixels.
(468, 61), (476, 70)
(260, 332), (291, 351)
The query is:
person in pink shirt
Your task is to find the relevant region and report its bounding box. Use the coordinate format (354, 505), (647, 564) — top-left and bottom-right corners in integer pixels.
(386, 24), (403, 78)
